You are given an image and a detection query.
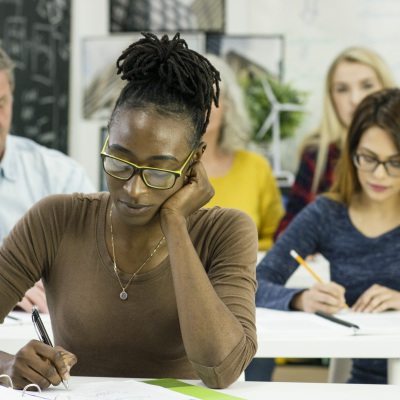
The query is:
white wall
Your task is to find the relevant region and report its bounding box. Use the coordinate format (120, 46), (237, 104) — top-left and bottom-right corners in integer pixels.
(225, 0), (400, 171)
(69, 0), (108, 190)
(70, 0), (400, 187)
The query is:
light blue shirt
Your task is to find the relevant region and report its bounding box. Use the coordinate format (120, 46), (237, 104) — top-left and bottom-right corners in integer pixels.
(0, 135), (95, 243)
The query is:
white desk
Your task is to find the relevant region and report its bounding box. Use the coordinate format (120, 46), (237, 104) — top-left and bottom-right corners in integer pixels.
(1, 312), (51, 354)
(255, 308), (400, 385)
(21, 376), (400, 400)
(2, 309), (400, 385)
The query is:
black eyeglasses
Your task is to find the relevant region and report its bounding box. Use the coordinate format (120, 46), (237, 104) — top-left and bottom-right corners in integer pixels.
(100, 136), (194, 190)
(353, 153), (400, 177)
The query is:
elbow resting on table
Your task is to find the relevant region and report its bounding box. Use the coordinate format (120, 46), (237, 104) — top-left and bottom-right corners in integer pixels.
(193, 335), (258, 389)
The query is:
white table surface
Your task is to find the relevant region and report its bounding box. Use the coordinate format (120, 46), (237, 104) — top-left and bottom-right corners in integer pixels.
(2, 308), (400, 384)
(31, 376), (400, 400)
(255, 308), (400, 384)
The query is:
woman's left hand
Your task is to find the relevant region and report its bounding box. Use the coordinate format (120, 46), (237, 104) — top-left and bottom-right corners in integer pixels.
(352, 284), (400, 313)
(160, 160), (214, 220)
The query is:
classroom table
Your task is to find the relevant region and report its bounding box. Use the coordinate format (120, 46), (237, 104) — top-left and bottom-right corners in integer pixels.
(1, 312), (43, 355)
(2, 309), (400, 386)
(5, 376), (398, 400)
(255, 307), (400, 385)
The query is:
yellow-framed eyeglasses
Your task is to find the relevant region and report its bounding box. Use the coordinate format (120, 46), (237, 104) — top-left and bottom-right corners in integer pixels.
(100, 136), (195, 189)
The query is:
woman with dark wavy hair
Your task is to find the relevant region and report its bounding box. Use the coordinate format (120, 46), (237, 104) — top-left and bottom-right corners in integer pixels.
(257, 88), (400, 384)
(275, 47), (396, 238)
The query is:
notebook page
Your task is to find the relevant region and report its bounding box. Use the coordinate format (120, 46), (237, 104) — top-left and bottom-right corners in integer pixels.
(18, 380), (196, 400)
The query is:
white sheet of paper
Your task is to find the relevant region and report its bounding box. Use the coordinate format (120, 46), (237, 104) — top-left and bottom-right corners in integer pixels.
(18, 380), (196, 400)
(0, 386), (24, 399)
(335, 310), (400, 334)
(256, 308), (354, 336)
(256, 308), (400, 336)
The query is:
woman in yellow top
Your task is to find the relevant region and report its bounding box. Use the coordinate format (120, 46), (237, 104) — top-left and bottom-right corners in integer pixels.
(202, 54), (284, 251)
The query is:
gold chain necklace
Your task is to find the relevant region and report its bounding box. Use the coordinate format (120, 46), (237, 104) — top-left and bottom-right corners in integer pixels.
(109, 206), (165, 300)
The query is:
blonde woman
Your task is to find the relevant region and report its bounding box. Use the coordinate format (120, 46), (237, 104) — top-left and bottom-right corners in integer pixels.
(275, 47), (396, 236)
(202, 54), (284, 251)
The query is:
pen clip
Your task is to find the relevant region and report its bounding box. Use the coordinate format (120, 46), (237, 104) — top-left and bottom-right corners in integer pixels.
(32, 307), (43, 342)
(32, 307), (53, 346)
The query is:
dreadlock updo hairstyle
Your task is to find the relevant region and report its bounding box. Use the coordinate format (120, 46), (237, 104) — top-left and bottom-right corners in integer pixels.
(110, 32), (220, 148)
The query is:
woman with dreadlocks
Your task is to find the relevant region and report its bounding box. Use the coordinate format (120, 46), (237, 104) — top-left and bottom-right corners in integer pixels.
(0, 33), (257, 390)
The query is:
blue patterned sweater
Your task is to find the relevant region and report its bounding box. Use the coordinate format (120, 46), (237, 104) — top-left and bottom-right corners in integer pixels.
(256, 196), (400, 384)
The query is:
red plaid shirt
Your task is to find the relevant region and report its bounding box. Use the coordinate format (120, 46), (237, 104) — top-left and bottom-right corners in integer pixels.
(275, 143), (340, 238)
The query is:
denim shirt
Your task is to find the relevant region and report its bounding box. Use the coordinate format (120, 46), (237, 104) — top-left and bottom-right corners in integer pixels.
(0, 135), (95, 243)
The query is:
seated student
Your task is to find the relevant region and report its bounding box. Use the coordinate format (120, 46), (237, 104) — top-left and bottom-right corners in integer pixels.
(256, 88), (400, 384)
(275, 47), (396, 238)
(201, 54), (284, 251)
(0, 46), (95, 313)
(0, 32), (258, 390)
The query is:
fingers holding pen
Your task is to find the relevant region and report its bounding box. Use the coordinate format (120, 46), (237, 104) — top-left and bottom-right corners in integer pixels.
(6, 340), (77, 389)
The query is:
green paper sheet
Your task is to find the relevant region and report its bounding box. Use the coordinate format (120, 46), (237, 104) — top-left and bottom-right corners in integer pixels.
(143, 378), (246, 400)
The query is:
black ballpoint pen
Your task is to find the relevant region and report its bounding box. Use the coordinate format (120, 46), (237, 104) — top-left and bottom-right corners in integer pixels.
(31, 307), (69, 390)
(315, 311), (360, 333)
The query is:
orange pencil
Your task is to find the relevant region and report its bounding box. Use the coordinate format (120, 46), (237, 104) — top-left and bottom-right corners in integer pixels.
(289, 249), (348, 308)
(290, 249), (324, 283)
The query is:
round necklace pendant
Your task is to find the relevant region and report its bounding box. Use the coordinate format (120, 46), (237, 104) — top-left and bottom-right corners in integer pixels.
(120, 291), (128, 300)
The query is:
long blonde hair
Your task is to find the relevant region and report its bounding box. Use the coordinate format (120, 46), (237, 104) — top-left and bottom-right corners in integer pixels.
(300, 47), (396, 193)
(204, 54), (251, 152)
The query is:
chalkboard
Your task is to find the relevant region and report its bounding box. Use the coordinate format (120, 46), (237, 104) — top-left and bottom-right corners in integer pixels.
(0, 0), (71, 153)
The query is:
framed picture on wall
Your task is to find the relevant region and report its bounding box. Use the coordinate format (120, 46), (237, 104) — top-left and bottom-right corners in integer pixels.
(109, 0), (225, 33)
(83, 32), (206, 120)
(206, 33), (285, 82)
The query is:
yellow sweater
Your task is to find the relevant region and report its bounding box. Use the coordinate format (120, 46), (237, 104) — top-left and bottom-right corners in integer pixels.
(205, 150), (284, 250)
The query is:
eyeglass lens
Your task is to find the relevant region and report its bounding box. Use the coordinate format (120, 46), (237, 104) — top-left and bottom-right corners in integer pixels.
(103, 156), (176, 188)
(354, 154), (400, 177)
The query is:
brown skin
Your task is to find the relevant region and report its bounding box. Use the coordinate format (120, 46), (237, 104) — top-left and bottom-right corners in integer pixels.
(0, 341), (76, 390)
(106, 108), (247, 369)
(0, 107), (249, 388)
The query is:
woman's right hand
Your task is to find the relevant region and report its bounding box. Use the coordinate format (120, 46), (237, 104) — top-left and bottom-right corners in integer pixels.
(3, 340), (77, 389)
(290, 282), (346, 313)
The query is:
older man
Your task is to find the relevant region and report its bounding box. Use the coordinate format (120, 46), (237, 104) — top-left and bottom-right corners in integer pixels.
(0, 46), (94, 312)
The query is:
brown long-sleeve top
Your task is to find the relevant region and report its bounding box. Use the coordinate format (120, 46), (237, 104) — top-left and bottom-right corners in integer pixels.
(0, 192), (257, 388)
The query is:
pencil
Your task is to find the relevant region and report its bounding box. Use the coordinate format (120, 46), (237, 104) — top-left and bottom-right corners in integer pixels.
(289, 249), (324, 283)
(289, 249), (348, 308)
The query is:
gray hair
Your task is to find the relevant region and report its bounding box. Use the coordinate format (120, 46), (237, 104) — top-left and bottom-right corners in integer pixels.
(205, 54), (251, 152)
(0, 46), (15, 89)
